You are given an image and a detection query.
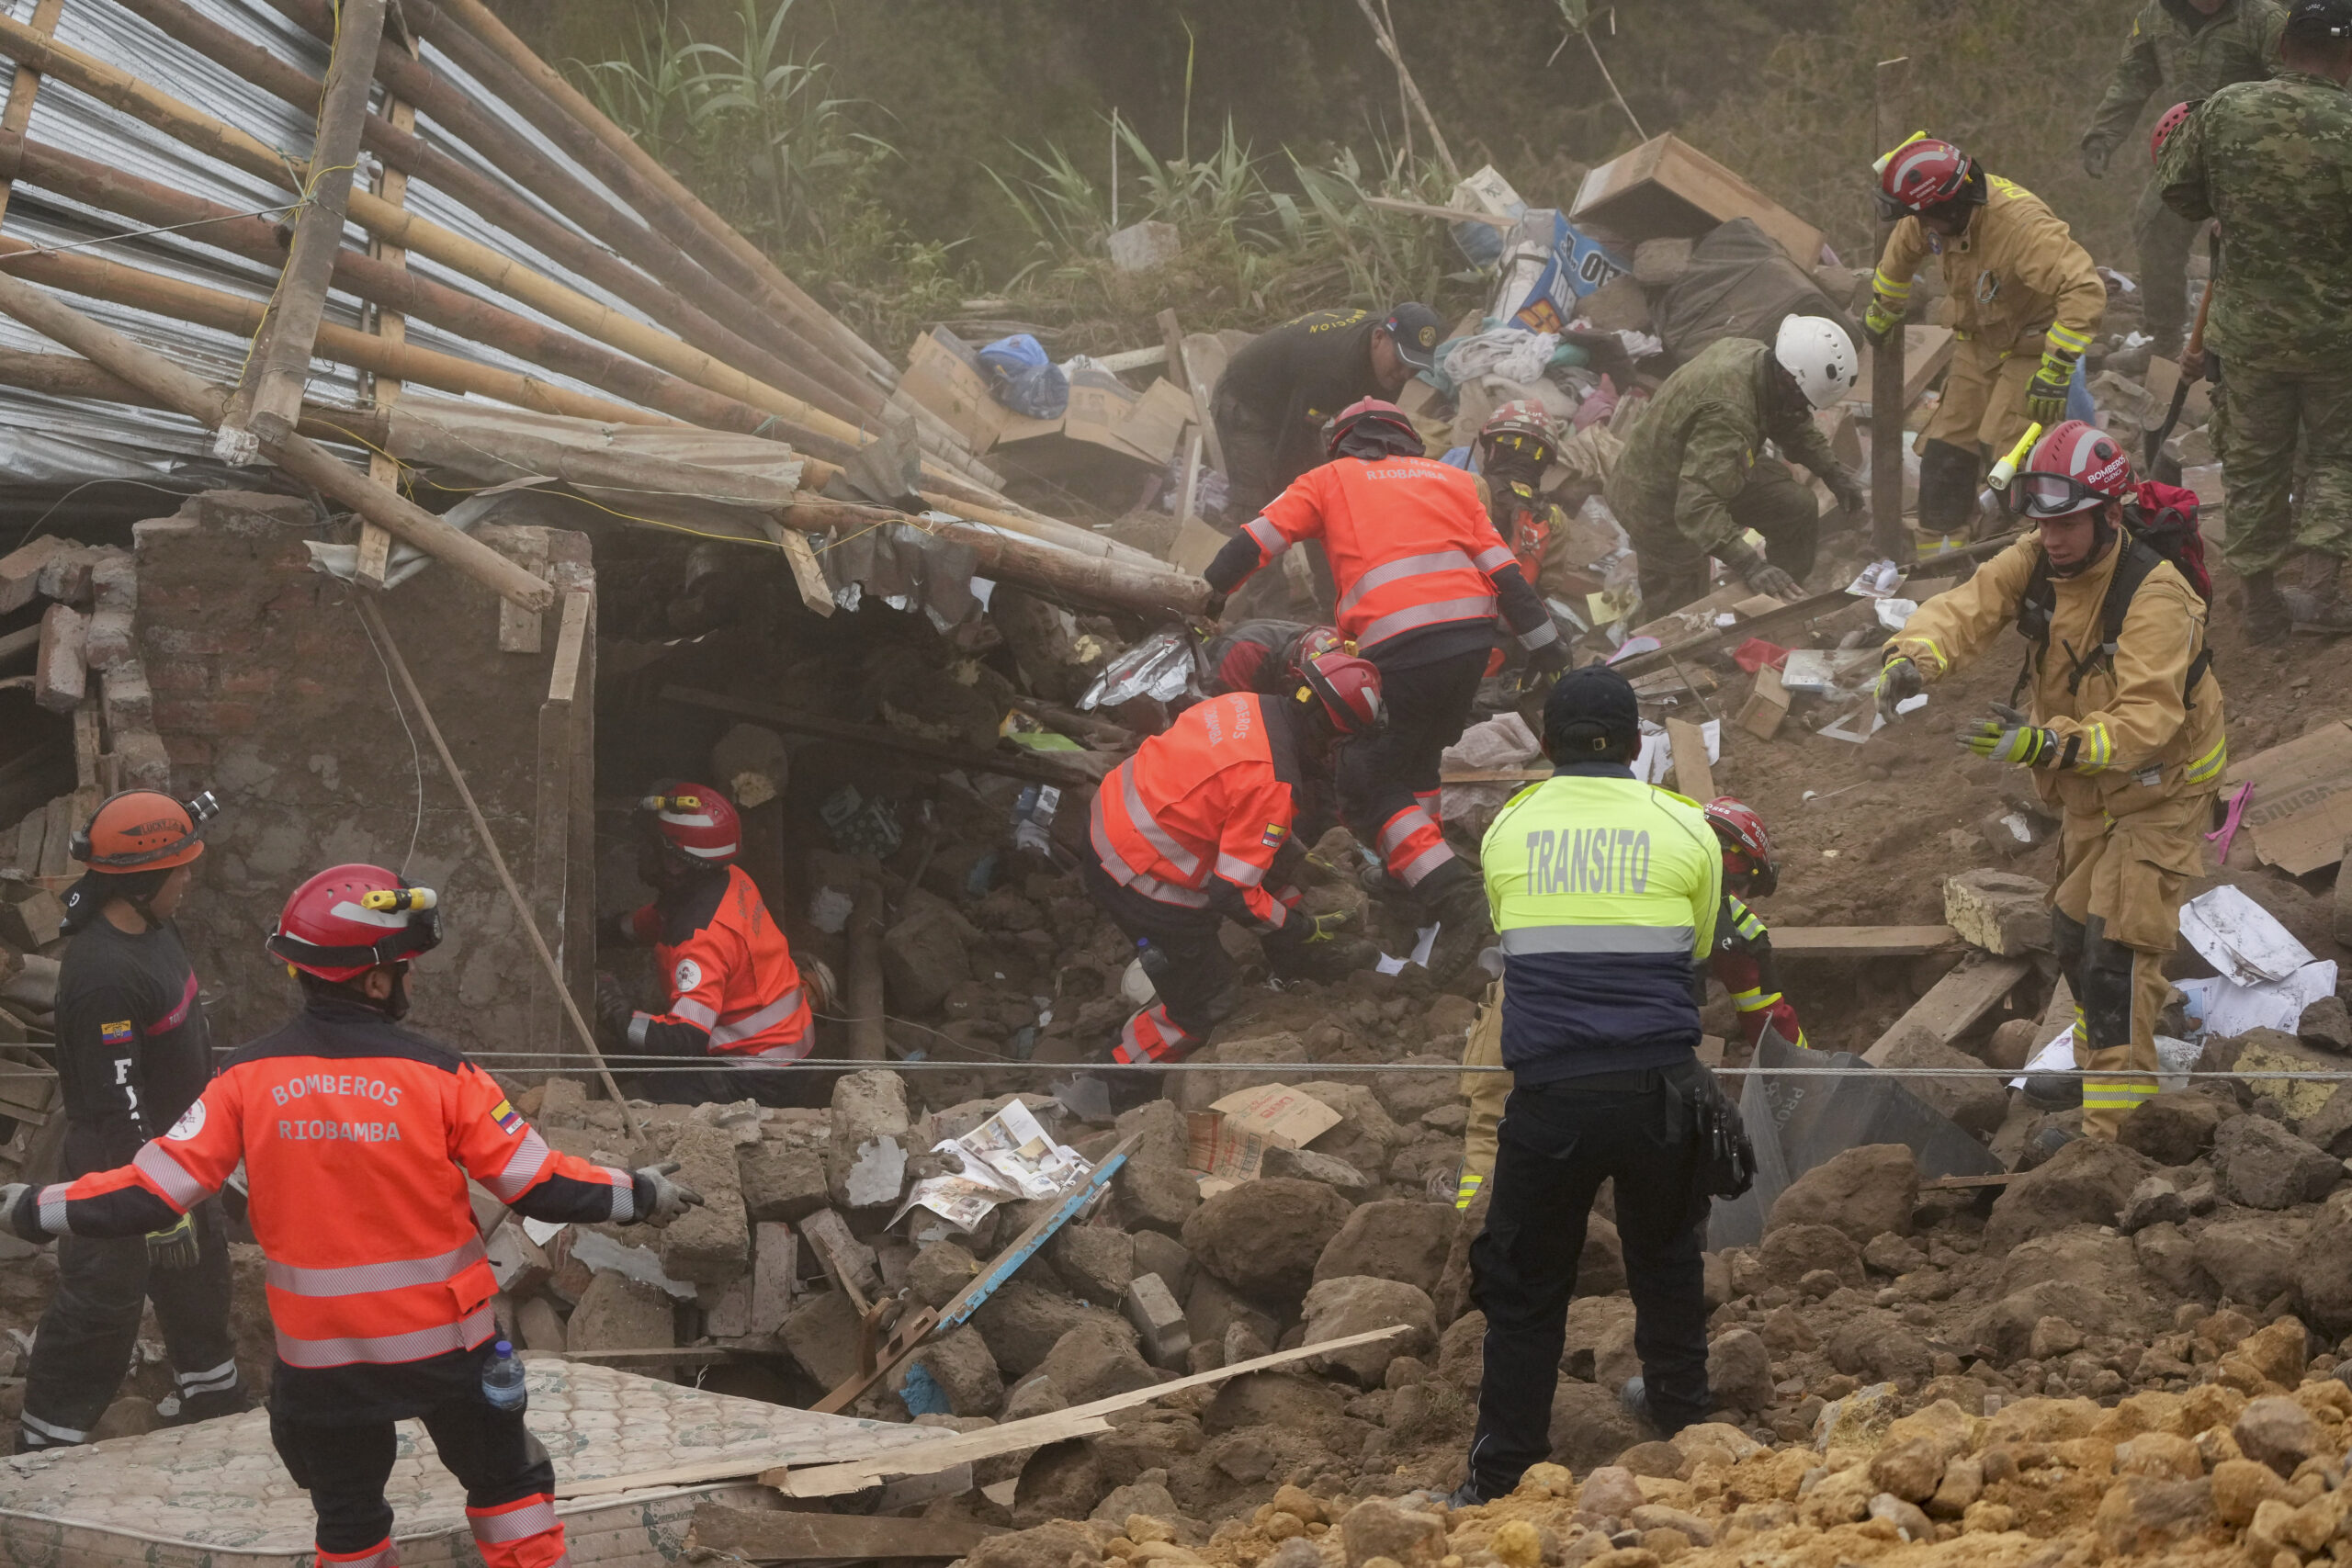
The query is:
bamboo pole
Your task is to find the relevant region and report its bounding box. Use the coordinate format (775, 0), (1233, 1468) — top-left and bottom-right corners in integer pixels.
(0, 0), (64, 226)
(356, 49), (419, 592)
(1351, 0), (1458, 181)
(0, 345), (391, 446)
(104, 0), (865, 434)
(0, 269), (550, 609)
(217, 0), (386, 459)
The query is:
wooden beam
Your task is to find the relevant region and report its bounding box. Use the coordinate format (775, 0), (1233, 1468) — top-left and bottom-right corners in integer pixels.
(356, 58), (417, 592)
(0, 0), (64, 227)
(216, 0), (388, 461)
(1769, 925), (1962, 960)
(688, 1502), (997, 1562)
(663, 686), (1106, 788)
(1869, 57), (1912, 563)
(1860, 954), (2032, 1066)
(1665, 716), (1713, 802)
(0, 267), (551, 612)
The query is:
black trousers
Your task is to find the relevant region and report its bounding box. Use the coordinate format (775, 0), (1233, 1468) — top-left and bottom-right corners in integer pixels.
(1337, 647), (1489, 886)
(272, 1393), (554, 1554)
(19, 1196), (237, 1449)
(1082, 854), (1236, 1039)
(1465, 1065), (1713, 1499)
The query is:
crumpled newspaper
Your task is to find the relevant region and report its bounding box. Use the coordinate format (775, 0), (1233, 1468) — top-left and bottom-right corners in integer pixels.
(891, 1100), (1093, 1233)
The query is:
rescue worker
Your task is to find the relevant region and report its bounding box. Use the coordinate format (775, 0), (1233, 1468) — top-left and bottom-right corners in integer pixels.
(1866, 137), (2107, 559)
(1199, 399), (1569, 979)
(598, 784), (820, 1105)
(16, 790), (246, 1453)
(2082, 0), (2283, 360)
(1605, 316), (1866, 618)
(1456, 665), (1724, 1505)
(1875, 422), (2227, 1139)
(3, 863), (705, 1568)
(1199, 619), (1323, 699)
(1475, 400), (1576, 604)
(1452, 795), (1805, 1213)
(1210, 302), (1447, 524)
(1087, 646), (1385, 1064)
(2158, 0), (2352, 637)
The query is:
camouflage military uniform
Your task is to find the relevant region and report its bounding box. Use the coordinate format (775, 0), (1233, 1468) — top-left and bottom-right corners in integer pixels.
(2159, 71), (2352, 578)
(2083, 0), (2283, 353)
(1604, 337), (1841, 616)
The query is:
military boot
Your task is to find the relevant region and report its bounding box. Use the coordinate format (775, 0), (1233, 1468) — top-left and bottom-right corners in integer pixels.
(2291, 558), (2352, 635)
(2243, 570), (2292, 645)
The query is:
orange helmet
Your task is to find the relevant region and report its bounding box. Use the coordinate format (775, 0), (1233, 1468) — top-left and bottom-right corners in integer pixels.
(71, 789), (212, 873)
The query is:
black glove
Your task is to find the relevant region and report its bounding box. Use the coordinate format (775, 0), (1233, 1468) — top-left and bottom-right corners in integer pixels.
(2081, 140), (2113, 180)
(631, 1160), (706, 1224)
(1828, 467), (1869, 517)
(1198, 586), (1227, 622)
(1874, 655), (1926, 723)
(1528, 637), (1573, 677)
(146, 1211), (200, 1270)
(595, 972), (634, 1043)
(0, 1182), (42, 1244)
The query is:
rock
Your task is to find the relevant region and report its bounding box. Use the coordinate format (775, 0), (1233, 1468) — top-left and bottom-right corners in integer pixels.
(825, 1070), (910, 1211)
(1577, 1465), (1645, 1523)
(1877, 1029), (2012, 1136)
(1869, 1436), (1946, 1503)
(2194, 1215), (2305, 1309)
(902, 1325), (1002, 1416)
(1131, 1232), (1194, 1300)
(910, 1241), (980, 1308)
(2301, 995), (2352, 1055)
(91, 1397), (159, 1442)
(1549, 1380), (1641, 1472)
(515, 1295), (566, 1352)
(1294, 1080), (1404, 1178)
(1113, 1099), (1200, 1234)
(2135, 1220), (2203, 1295)
(1766, 1145), (1917, 1244)
(1984, 1135), (2155, 1252)
(1261, 1543), (1322, 1568)
(1928, 1456), (1984, 1518)
(2213, 1113), (2341, 1210)
(738, 1139), (830, 1223)
(1757, 1223), (1862, 1287)
(2297, 1189), (2352, 1335)
(2118, 1432), (2204, 1479)
(1012, 1438), (1105, 1529)
(1814, 1381), (1902, 1451)
(1051, 1225), (1135, 1306)
(2211, 1457), (2293, 1526)
(657, 1118), (752, 1284)
(2301, 1081), (2352, 1158)
(1981, 1018), (2040, 1072)
(1184, 1272), (1279, 1355)
(2028, 1314), (2083, 1359)
(2233, 1316), (2310, 1388)
(1001, 1373), (1066, 1421)
(1826, 1314), (1933, 1389)
(1181, 1178), (1352, 1308)
(1313, 1199), (1456, 1296)
(568, 1269), (674, 1351)
(974, 1281), (1135, 1380)
(2233, 1394), (2324, 1477)
(1091, 1480), (1182, 1529)
(2120, 1175), (2188, 1234)
(2093, 1475), (2216, 1559)
(1035, 1321), (1153, 1404)
(882, 902), (974, 1015)
(1202, 1371), (1343, 1434)
(966, 1521), (1103, 1568)
(1338, 1498), (1445, 1567)
(1943, 869), (2052, 954)
(778, 1288), (861, 1388)
(2227, 1028), (2340, 1121)
(1261, 1145), (1372, 1190)
(2120, 1089), (2237, 1165)
(1706, 1328), (1772, 1414)
(1861, 1233), (1928, 1276)
(1578, 1215), (1627, 1297)
(1299, 1276), (1436, 1385)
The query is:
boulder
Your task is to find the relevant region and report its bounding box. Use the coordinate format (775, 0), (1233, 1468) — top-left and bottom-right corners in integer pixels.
(974, 1280), (1134, 1379)
(1294, 1080), (1404, 1178)
(2300, 1081), (2352, 1159)
(1577, 1215), (1628, 1296)
(1943, 869), (2052, 954)
(2234, 1395), (2325, 1477)
(1034, 1320), (1154, 1404)
(657, 1117), (751, 1285)
(910, 1241), (980, 1309)
(881, 901), (974, 1015)
(1261, 1145), (1373, 1192)
(1112, 1099), (1200, 1234)
(1984, 1136), (2156, 1252)
(1184, 1272), (1280, 1354)
(2120, 1176), (2188, 1235)
(1182, 1178), (1353, 1307)
(738, 1139), (830, 1223)
(1130, 1231), (1194, 1301)
(1767, 1145), (1917, 1244)
(1549, 1380), (1641, 1472)
(2093, 1476), (2217, 1560)
(824, 1070), (910, 1211)
(2119, 1089), (2238, 1165)
(2135, 1221), (2204, 1296)
(2294, 1190), (2352, 1335)
(1876, 1030), (2011, 1137)
(1757, 1223), (1863, 1287)
(1707, 1327), (1774, 1414)
(2300, 995), (2352, 1055)
(1012, 1438), (1106, 1529)
(2213, 1114), (2341, 1210)
(901, 1325), (1003, 1416)
(778, 1289), (862, 1388)
(568, 1269), (674, 1352)
(1051, 1225), (1135, 1306)
(1313, 1199), (1456, 1296)
(1299, 1276), (1436, 1386)
(1337, 1497), (1445, 1567)
(2225, 1029), (2338, 1121)
(965, 1522), (1102, 1568)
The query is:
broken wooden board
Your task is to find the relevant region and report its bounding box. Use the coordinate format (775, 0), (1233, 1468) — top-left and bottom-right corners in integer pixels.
(2224, 718), (2352, 875)
(1860, 954), (2033, 1066)
(1666, 716), (1713, 801)
(1770, 925), (1962, 960)
(688, 1502), (998, 1562)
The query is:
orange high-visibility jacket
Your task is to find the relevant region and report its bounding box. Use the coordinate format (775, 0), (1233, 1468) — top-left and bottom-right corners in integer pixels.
(8, 998), (643, 1419)
(1089, 692), (1306, 932)
(624, 863), (810, 1060)
(1204, 455), (1557, 660)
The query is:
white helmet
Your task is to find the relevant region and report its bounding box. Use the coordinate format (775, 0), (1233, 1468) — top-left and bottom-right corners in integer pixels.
(1774, 314), (1860, 410)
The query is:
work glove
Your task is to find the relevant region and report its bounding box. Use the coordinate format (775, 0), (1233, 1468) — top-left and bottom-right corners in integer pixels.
(1746, 563), (1804, 603)
(1827, 466), (1869, 517)
(1527, 637), (1573, 677)
(2026, 350), (2079, 427)
(0, 1181), (40, 1244)
(1958, 702), (2060, 767)
(631, 1160), (706, 1225)
(594, 971), (634, 1043)
(146, 1211), (200, 1271)
(1874, 655), (1925, 723)
(2081, 139), (2113, 180)
(1862, 295), (1903, 347)
(1198, 586), (1228, 623)
(1300, 909), (1352, 944)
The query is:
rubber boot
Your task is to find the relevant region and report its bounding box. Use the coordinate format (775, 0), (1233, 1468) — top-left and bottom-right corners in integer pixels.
(2243, 570), (2293, 644)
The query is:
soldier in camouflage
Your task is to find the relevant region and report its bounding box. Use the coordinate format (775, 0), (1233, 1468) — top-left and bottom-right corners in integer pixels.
(2158, 0), (2352, 637)
(2083, 0), (2284, 357)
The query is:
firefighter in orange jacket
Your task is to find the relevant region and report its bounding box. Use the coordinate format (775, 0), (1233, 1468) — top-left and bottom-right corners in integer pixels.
(599, 784), (820, 1106)
(1200, 399), (1568, 979)
(1089, 647), (1386, 1063)
(3, 863), (705, 1568)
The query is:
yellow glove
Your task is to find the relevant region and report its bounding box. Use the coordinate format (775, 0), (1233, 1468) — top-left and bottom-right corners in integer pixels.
(1863, 297), (1903, 345)
(146, 1211), (199, 1270)
(2026, 350), (2077, 427)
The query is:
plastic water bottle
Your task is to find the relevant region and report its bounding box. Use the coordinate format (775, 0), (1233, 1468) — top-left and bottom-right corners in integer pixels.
(481, 1339), (527, 1412)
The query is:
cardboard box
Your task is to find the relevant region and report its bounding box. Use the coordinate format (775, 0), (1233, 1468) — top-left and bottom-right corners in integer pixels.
(2225, 718), (2352, 875)
(898, 328), (1012, 451)
(1572, 134), (1826, 269)
(1208, 1083), (1341, 1149)
(1739, 664), (1792, 740)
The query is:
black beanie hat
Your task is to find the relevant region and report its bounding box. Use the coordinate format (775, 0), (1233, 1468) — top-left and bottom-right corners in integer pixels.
(1544, 663), (1640, 759)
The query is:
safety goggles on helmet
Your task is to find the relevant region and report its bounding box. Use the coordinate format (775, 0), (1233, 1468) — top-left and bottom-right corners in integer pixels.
(2007, 470), (2122, 520)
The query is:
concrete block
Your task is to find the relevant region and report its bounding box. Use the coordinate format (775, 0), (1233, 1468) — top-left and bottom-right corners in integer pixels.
(826, 1069), (910, 1209)
(113, 728), (172, 790)
(567, 1269), (674, 1351)
(751, 1222), (797, 1335)
(700, 1277), (751, 1338)
(485, 1220), (552, 1297)
(0, 887), (64, 951)
(83, 606), (134, 671)
(1123, 1271), (1191, 1370)
(780, 1287), (863, 1389)
(656, 1117), (751, 1285)
(799, 1207), (881, 1304)
(515, 1295), (566, 1352)
(1107, 220), (1181, 273)
(33, 604), (86, 713)
(1944, 868), (2052, 956)
(740, 1138), (830, 1222)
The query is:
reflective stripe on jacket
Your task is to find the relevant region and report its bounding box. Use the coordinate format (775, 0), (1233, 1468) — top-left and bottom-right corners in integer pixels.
(1482, 764), (1723, 1085)
(1087, 692), (1304, 932)
(627, 863), (810, 1060)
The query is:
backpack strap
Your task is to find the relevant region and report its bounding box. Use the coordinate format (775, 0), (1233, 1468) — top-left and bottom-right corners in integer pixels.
(2069, 538), (2164, 696)
(2011, 550), (2058, 707)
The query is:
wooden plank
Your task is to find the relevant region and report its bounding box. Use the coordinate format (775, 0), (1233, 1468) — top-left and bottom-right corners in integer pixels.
(497, 528), (549, 653)
(216, 0), (389, 459)
(688, 1502), (998, 1562)
(546, 591), (589, 705)
(797, 1209), (878, 1314)
(1440, 767), (1549, 785)
(766, 523), (835, 618)
(1161, 308), (1225, 476)
(1860, 954), (2033, 1066)
(1770, 925), (1962, 960)
(1665, 716), (1713, 801)
(663, 685), (1104, 789)
(1091, 344), (1167, 375)
(356, 73), (419, 591)
(0, 0), (66, 227)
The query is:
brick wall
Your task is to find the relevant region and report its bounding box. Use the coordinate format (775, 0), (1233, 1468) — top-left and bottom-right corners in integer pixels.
(134, 491), (596, 1072)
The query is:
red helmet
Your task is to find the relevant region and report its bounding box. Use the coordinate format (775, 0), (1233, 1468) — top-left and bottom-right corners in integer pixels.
(2151, 101), (2195, 166)
(1703, 796), (1780, 897)
(640, 783), (740, 866)
(1297, 649), (1385, 735)
(268, 863), (444, 982)
(2008, 420), (2133, 521)
(72, 789), (210, 872)
(1284, 625), (1348, 676)
(1327, 398), (1422, 460)
(1479, 399), (1559, 457)
(1877, 136), (1977, 214)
